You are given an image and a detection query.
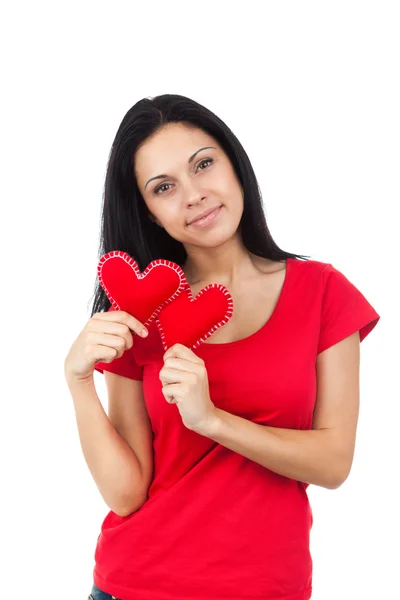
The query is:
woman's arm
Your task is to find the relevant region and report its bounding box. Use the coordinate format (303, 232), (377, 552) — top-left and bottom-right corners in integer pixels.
(199, 414), (344, 489)
(196, 332), (360, 490)
(67, 376), (150, 516)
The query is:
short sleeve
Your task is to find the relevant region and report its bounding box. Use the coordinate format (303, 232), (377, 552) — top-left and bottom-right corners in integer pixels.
(93, 306), (144, 381)
(317, 264), (381, 354)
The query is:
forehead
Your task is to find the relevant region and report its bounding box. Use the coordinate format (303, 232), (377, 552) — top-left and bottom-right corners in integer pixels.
(134, 123), (218, 179)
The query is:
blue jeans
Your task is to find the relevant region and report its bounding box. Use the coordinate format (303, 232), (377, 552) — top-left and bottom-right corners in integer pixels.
(88, 582), (121, 600)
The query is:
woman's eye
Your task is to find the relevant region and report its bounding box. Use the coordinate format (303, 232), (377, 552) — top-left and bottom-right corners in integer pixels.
(197, 158), (213, 170)
(153, 159), (213, 195)
(154, 183), (172, 195)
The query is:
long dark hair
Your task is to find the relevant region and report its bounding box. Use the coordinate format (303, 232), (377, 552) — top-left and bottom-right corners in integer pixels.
(88, 94), (310, 317)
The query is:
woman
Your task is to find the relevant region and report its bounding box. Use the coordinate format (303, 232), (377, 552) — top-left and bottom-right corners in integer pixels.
(64, 94), (380, 600)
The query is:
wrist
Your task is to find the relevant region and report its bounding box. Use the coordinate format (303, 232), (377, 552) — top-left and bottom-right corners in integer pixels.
(65, 371), (95, 390)
(194, 408), (222, 438)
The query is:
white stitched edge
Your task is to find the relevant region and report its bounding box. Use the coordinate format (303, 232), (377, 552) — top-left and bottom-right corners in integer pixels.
(97, 251), (187, 324)
(156, 285), (234, 350)
(97, 251), (234, 349)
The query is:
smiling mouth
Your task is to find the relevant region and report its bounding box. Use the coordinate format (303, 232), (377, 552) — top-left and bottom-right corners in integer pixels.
(187, 206), (222, 228)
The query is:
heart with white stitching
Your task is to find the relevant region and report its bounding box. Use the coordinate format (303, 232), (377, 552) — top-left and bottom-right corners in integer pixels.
(97, 251), (185, 326)
(96, 251), (234, 350)
(156, 282), (233, 350)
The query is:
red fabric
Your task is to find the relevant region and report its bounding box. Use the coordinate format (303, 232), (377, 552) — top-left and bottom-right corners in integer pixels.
(156, 282), (233, 350)
(97, 252), (185, 326)
(97, 251), (233, 350)
(92, 258), (380, 600)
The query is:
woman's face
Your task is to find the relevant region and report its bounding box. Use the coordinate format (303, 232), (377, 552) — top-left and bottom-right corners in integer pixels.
(134, 123), (244, 248)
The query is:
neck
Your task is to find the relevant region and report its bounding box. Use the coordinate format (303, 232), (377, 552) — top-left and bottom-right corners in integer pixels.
(182, 235), (258, 287)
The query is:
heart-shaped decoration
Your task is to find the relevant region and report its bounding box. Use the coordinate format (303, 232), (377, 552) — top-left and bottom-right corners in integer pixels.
(156, 282), (234, 350)
(97, 251), (186, 326)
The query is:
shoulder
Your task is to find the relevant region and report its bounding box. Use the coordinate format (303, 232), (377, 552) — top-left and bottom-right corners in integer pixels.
(253, 255), (331, 277)
(288, 257), (333, 282)
(291, 257), (330, 271)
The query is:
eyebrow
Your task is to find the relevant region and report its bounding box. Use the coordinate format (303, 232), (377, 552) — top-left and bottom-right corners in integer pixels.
(144, 146), (217, 189)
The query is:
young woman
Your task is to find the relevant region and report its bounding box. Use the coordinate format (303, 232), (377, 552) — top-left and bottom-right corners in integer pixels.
(64, 94), (380, 600)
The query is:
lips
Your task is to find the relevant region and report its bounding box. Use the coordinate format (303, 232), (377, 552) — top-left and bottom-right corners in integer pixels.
(188, 206), (221, 225)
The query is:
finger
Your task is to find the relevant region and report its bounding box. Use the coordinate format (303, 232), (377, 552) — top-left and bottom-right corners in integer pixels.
(163, 356), (199, 372)
(161, 383), (183, 403)
(163, 392), (176, 404)
(160, 368), (196, 385)
(88, 331), (129, 357)
(89, 318), (134, 350)
(94, 309), (148, 338)
(164, 343), (203, 364)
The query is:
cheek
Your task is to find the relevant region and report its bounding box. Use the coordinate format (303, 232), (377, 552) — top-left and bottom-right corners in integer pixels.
(157, 206), (188, 239)
(148, 202), (178, 226)
(215, 170), (242, 200)
(221, 181), (244, 215)
(163, 206), (183, 229)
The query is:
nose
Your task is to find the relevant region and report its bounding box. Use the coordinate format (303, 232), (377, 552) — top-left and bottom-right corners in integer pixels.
(186, 188), (206, 209)
(181, 175), (205, 208)
(187, 195), (205, 209)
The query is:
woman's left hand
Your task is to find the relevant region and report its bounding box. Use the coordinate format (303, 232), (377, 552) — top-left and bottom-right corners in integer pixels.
(159, 343), (218, 434)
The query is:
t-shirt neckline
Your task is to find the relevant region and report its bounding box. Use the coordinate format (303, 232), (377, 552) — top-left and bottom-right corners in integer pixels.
(197, 257), (294, 350)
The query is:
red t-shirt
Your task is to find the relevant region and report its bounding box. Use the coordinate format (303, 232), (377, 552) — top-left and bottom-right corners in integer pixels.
(92, 258), (380, 600)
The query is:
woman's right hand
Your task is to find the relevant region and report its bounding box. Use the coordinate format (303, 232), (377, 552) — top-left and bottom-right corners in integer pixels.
(64, 310), (148, 384)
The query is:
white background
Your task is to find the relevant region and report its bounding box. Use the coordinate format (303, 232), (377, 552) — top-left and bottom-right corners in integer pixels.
(1, 1), (398, 598)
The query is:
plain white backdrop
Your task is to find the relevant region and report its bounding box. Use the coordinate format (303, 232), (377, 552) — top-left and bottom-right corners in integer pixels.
(1, 1), (398, 598)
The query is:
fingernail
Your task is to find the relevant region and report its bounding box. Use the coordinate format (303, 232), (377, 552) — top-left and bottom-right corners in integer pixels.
(141, 328), (148, 337)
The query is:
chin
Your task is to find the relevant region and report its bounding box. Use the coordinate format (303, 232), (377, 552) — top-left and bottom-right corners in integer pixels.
(196, 228), (240, 248)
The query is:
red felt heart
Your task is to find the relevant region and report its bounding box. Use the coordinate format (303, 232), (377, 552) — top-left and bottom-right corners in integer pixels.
(156, 282), (234, 350)
(97, 251), (186, 326)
